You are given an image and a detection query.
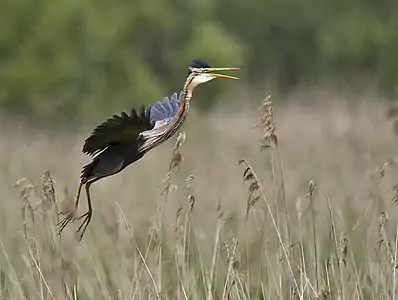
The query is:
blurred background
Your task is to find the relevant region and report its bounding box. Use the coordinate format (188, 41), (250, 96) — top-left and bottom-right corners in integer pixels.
(2, 1), (398, 298)
(1, 0), (398, 125)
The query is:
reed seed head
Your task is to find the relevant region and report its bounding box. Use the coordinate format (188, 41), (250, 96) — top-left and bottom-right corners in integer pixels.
(339, 232), (347, 267)
(239, 159), (261, 221)
(41, 170), (56, 210)
(259, 95), (277, 150)
(391, 184), (398, 204)
(170, 132), (186, 171)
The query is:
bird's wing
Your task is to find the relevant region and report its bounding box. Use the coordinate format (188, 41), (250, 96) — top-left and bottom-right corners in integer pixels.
(82, 105), (154, 157)
(149, 91), (182, 127)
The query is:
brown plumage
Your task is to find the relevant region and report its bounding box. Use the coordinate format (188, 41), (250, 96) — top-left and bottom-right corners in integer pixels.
(57, 59), (239, 241)
(58, 106), (154, 239)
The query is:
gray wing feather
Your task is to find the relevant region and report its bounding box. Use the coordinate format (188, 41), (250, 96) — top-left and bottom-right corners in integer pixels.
(149, 91), (182, 123)
(170, 92), (180, 115)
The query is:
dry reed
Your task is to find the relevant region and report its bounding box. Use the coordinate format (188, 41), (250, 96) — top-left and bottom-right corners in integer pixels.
(1, 91), (398, 299)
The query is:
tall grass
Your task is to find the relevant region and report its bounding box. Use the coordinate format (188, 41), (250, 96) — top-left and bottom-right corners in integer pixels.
(1, 89), (398, 299)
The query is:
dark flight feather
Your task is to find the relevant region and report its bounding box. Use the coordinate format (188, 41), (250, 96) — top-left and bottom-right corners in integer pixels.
(82, 105), (154, 157)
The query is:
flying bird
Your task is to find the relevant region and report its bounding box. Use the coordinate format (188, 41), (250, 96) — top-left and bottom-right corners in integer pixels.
(57, 59), (239, 240)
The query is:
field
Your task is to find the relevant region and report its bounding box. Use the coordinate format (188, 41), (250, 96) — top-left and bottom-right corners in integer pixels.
(1, 89), (398, 299)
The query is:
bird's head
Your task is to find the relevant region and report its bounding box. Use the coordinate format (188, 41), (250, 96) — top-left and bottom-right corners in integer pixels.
(187, 59), (239, 87)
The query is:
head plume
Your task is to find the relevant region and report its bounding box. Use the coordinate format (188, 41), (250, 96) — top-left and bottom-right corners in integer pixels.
(188, 59), (211, 75)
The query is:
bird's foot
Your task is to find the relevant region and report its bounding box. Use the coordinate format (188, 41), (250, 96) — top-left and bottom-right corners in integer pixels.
(57, 210), (77, 235)
(74, 211), (92, 241)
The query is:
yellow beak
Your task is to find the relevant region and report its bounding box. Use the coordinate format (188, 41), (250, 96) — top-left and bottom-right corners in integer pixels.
(203, 67), (240, 80)
(211, 73), (239, 80)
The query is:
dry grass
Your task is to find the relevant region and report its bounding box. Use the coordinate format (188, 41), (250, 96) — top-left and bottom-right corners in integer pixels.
(1, 89), (398, 299)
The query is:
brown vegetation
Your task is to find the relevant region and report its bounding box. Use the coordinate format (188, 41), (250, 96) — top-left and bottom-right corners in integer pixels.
(1, 89), (398, 299)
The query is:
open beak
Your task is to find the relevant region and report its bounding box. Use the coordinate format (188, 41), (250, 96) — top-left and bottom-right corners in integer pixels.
(204, 67), (240, 80)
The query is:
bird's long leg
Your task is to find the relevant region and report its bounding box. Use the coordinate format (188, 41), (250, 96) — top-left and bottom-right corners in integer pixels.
(75, 178), (97, 241)
(57, 182), (84, 235)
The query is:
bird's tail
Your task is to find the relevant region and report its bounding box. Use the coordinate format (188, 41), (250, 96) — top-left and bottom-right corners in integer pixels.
(80, 159), (98, 183)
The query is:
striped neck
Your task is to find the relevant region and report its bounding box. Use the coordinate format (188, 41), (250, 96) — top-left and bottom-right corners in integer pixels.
(138, 74), (196, 153)
(158, 76), (194, 140)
